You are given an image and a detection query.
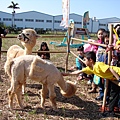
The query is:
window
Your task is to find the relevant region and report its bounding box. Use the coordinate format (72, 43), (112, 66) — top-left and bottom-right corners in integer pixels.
(54, 20), (61, 23)
(25, 19), (34, 22)
(3, 18), (11, 21)
(74, 22), (81, 24)
(46, 20), (52, 23)
(14, 19), (23, 21)
(99, 24), (106, 26)
(17, 27), (23, 29)
(46, 28), (52, 31)
(36, 19), (44, 22)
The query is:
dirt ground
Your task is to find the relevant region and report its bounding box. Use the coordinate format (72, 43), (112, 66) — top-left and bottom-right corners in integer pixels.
(0, 37), (120, 120)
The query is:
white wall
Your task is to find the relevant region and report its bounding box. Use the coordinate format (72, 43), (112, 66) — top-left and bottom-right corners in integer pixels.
(15, 11), (53, 30)
(0, 11), (120, 33)
(0, 11), (12, 26)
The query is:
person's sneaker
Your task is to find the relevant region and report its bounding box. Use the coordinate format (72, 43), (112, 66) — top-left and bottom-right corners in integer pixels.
(102, 111), (115, 117)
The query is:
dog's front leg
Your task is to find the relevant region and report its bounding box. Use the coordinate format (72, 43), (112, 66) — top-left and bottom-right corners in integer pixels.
(40, 84), (48, 109)
(47, 84), (57, 110)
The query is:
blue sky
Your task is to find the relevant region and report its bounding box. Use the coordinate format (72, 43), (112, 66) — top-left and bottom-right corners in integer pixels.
(1, 0), (120, 19)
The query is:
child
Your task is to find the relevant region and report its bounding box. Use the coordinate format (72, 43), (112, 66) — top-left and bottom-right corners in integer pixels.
(37, 42), (50, 60)
(96, 29), (107, 62)
(83, 29), (106, 93)
(70, 46), (94, 87)
(62, 51), (120, 116)
(95, 31), (109, 101)
(71, 46), (84, 70)
(84, 28), (105, 53)
(113, 24), (120, 67)
(87, 28), (106, 93)
(75, 46), (85, 71)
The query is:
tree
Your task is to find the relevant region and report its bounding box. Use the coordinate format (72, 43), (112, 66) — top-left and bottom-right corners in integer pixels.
(7, 1), (20, 29)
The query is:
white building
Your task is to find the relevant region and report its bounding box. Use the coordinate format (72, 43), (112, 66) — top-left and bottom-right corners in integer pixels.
(0, 11), (120, 33)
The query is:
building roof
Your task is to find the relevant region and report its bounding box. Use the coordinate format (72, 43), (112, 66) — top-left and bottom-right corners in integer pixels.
(16, 10), (53, 17)
(0, 11), (11, 15)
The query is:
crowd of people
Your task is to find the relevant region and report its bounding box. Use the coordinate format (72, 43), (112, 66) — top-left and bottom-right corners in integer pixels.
(63, 24), (120, 117)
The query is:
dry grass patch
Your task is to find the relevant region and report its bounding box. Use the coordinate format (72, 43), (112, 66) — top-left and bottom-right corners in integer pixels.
(0, 34), (120, 120)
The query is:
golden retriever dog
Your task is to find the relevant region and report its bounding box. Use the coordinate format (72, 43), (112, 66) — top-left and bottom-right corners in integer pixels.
(5, 29), (39, 94)
(4, 55), (77, 110)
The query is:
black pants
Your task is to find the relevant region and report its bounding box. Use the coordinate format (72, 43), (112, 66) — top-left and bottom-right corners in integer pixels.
(117, 53), (120, 67)
(109, 81), (120, 111)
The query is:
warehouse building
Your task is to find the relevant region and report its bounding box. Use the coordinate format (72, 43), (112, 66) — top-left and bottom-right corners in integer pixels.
(0, 11), (120, 33)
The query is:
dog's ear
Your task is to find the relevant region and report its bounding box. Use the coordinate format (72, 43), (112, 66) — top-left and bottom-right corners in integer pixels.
(36, 34), (41, 38)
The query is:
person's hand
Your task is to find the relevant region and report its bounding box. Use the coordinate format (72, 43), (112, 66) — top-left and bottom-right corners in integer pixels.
(61, 72), (69, 76)
(115, 44), (120, 50)
(70, 70), (80, 75)
(41, 55), (44, 59)
(41, 54), (46, 59)
(106, 45), (114, 52)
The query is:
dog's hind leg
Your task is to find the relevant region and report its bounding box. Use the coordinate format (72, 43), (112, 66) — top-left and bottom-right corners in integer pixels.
(40, 84), (48, 109)
(7, 77), (16, 109)
(7, 88), (15, 109)
(15, 84), (24, 109)
(47, 84), (57, 110)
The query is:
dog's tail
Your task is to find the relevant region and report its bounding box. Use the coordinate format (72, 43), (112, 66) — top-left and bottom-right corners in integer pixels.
(57, 74), (77, 98)
(4, 58), (14, 78)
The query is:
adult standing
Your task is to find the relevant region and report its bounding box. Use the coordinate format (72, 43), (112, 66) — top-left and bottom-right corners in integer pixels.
(0, 27), (8, 59)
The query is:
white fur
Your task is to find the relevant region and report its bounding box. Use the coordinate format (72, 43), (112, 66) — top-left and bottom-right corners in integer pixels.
(5, 29), (39, 94)
(5, 55), (77, 110)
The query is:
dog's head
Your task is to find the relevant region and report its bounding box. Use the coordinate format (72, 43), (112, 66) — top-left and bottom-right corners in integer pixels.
(17, 29), (40, 49)
(61, 80), (77, 98)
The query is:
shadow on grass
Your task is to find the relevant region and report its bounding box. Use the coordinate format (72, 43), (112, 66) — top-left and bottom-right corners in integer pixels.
(18, 86), (119, 119)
